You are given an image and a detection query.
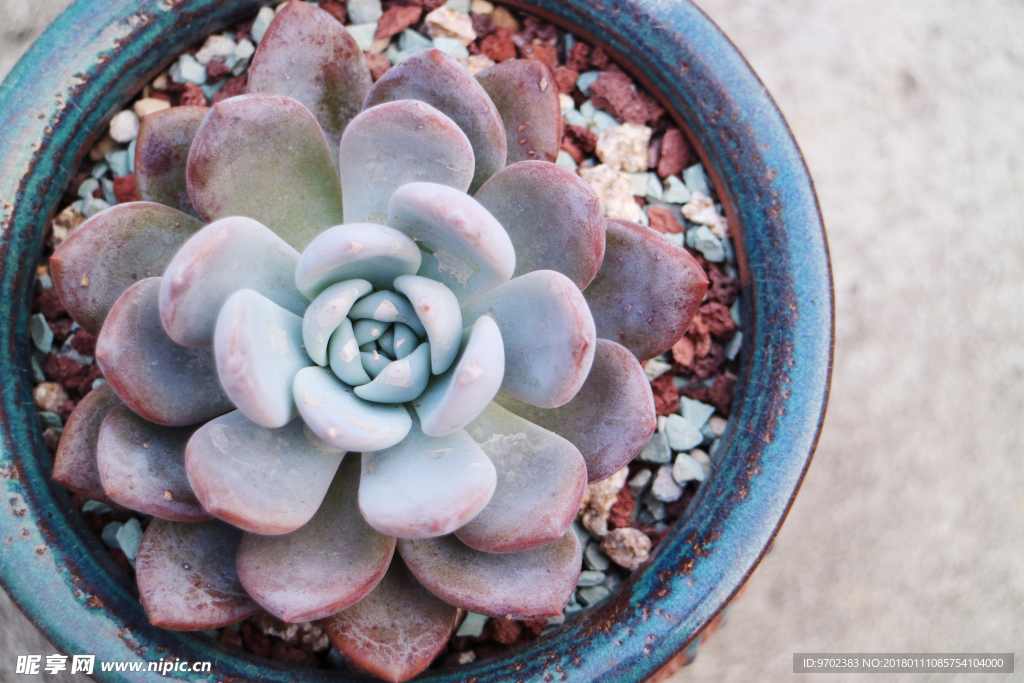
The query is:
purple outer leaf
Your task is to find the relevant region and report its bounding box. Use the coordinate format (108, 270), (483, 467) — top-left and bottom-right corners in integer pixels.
(186, 93), (345, 250)
(185, 412), (344, 535)
(322, 557), (458, 683)
(236, 456), (395, 622)
(52, 383), (121, 505)
(461, 270), (596, 409)
(495, 339), (656, 482)
(96, 405), (210, 522)
(136, 519), (259, 630)
(96, 278), (233, 427)
(363, 48), (506, 193)
(475, 161), (605, 291)
(584, 219), (710, 360)
(340, 100), (475, 225)
(475, 59), (563, 164)
(134, 106), (209, 217)
(50, 202), (203, 335)
(249, 0), (373, 169)
(398, 529), (581, 619)
(457, 403), (586, 553)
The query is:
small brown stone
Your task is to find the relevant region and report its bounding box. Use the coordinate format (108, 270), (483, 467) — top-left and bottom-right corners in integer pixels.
(600, 527), (651, 571)
(607, 485), (634, 529)
(480, 28), (517, 62)
(656, 128), (694, 178)
(589, 46), (609, 69)
(553, 66), (579, 94)
(33, 288), (67, 318)
(319, 0), (347, 23)
(691, 343), (725, 380)
(180, 82), (208, 107)
(70, 330), (97, 356)
(566, 42), (590, 72)
(205, 59), (231, 82)
(270, 640), (318, 667)
(650, 373), (679, 416)
(646, 206), (683, 234)
(520, 619), (546, 638)
(213, 73), (248, 105)
(671, 335), (695, 369)
(490, 617), (522, 645)
(638, 89), (666, 124)
(560, 137), (584, 164)
(681, 373), (737, 416)
(112, 175), (138, 204)
(364, 52), (391, 81)
(241, 621), (271, 658)
(699, 301), (737, 340)
(565, 124), (597, 153)
(420, 0), (446, 12)
(589, 71), (648, 124)
(219, 628), (244, 649)
(707, 266), (739, 305)
(471, 13), (496, 37)
(518, 42), (557, 69)
(375, 5), (422, 39)
(49, 318), (74, 344)
(647, 134), (662, 170)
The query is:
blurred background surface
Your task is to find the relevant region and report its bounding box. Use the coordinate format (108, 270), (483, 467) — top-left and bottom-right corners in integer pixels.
(1, 1), (1021, 681)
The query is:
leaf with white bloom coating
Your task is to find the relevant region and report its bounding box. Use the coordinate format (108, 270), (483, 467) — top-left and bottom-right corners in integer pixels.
(391, 323), (418, 360)
(475, 59), (563, 164)
(388, 182), (515, 304)
(354, 343), (431, 403)
(378, 326), (395, 357)
(295, 223), (422, 298)
(461, 270), (596, 409)
(237, 456), (394, 622)
(413, 315), (503, 437)
(361, 349), (392, 378)
(159, 216), (308, 347)
(360, 418), (496, 538)
(293, 366), (412, 450)
(214, 289), (312, 429)
(349, 290), (426, 337)
(353, 318), (388, 346)
(185, 412), (344, 535)
(303, 279), (373, 366)
(393, 275), (461, 374)
(328, 318), (372, 386)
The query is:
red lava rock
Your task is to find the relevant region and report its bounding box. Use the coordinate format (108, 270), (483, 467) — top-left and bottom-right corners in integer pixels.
(520, 619), (546, 639)
(589, 71), (648, 124)
(70, 330), (98, 356)
(44, 354), (102, 396)
(629, 522), (668, 549)
(205, 59), (231, 82)
(691, 343), (725, 380)
(639, 89), (666, 125)
(481, 28), (517, 62)
(318, 0), (347, 23)
(375, 5), (422, 40)
(664, 487), (695, 520)
(566, 43), (590, 72)
(48, 318), (73, 344)
(648, 134), (662, 170)
(657, 128), (694, 178)
(607, 485), (635, 529)
(699, 302), (737, 340)
(213, 73), (248, 105)
(682, 373), (737, 416)
(364, 52), (391, 82)
(270, 640), (317, 667)
(671, 335), (695, 369)
(241, 621), (271, 658)
(646, 206), (683, 234)
(148, 91), (171, 103)
(522, 16), (557, 42)
(565, 124), (597, 153)
(707, 266), (739, 305)
(490, 618), (522, 645)
(635, 196), (646, 207)
(180, 82), (208, 107)
(650, 373), (679, 416)
(519, 43), (558, 70)
(472, 13), (496, 37)
(33, 288), (67, 318)
(112, 175), (138, 204)
(589, 46), (609, 69)
(553, 66), (579, 94)
(560, 137), (584, 164)
(92, 186), (104, 199)
(219, 628), (244, 649)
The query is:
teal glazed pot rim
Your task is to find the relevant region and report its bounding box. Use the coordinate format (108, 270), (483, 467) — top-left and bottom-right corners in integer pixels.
(0, 0), (833, 681)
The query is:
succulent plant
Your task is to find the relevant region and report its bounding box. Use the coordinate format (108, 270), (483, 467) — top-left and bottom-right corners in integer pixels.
(48, 2), (708, 680)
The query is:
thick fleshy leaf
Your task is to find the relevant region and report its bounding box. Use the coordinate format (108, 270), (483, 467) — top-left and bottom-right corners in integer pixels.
(340, 100), (474, 225)
(136, 519), (259, 630)
(364, 48), (507, 193)
(353, 318), (388, 345)
(295, 223), (422, 298)
(359, 418), (496, 538)
(393, 275), (461, 374)
(328, 318), (372, 385)
(294, 366), (412, 450)
(495, 339), (656, 482)
(349, 290), (426, 337)
(214, 289), (311, 428)
(134, 106), (209, 216)
(361, 349), (392, 378)
(475, 161), (605, 290)
(237, 456), (394, 622)
(323, 556), (457, 683)
(50, 202), (203, 335)
(52, 383), (121, 504)
(388, 183), (516, 304)
(303, 279), (373, 366)
(159, 216), (308, 347)
(186, 93), (345, 250)
(248, 0), (372, 169)
(96, 278), (232, 426)
(391, 323), (418, 360)
(475, 60), (562, 164)
(461, 270), (596, 409)
(457, 403), (586, 552)
(585, 219), (710, 360)
(353, 342), (431, 403)
(185, 412), (344, 534)
(413, 315), (503, 437)
(378, 326), (395, 357)
(399, 529), (581, 619)
(96, 405), (209, 521)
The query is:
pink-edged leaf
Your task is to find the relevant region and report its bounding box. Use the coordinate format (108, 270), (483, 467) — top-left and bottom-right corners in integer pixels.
(52, 383), (120, 504)
(340, 100), (474, 225)
(392, 275), (461, 374)
(363, 48), (506, 193)
(95, 278), (233, 426)
(585, 219), (709, 360)
(186, 93), (345, 250)
(322, 556), (457, 683)
(96, 405), (210, 521)
(249, 0), (372, 169)
(475, 59), (562, 164)
(495, 339), (656, 482)
(475, 161), (605, 290)
(136, 518), (259, 630)
(399, 529), (581, 619)
(359, 419), (496, 539)
(461, 270), (596, 409)
(236, 455), (395, 622)
(185, 411), (344, 535)
(50, 202), (203, 335)
(159, 216), (308, 348)
(458, 403), (586, 552)
(134, 106), (209, 216)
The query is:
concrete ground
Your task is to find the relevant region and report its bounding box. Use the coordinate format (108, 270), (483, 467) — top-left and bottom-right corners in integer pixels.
(1, 1), (1021, 682)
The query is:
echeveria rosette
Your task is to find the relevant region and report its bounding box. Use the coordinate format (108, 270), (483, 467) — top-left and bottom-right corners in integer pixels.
(48, 2), (708, 681)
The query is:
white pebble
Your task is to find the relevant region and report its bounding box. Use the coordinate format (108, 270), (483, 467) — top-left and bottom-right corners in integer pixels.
(251, 6), (276, 44)
(133, 97), (171, 118)
(195, 34), (237, 65)
(108, 110), (140, 143)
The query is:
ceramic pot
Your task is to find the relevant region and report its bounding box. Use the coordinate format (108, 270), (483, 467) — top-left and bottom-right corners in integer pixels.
(0, 0), (832, 680)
